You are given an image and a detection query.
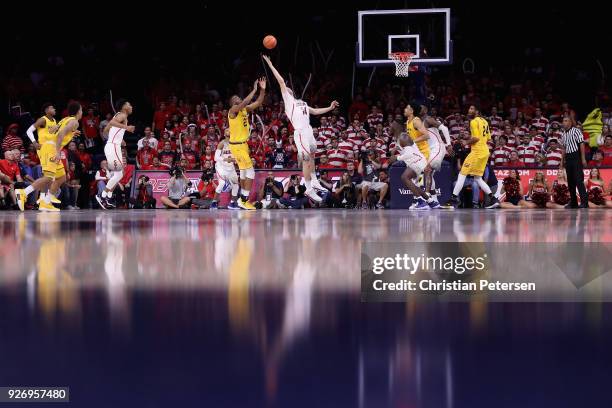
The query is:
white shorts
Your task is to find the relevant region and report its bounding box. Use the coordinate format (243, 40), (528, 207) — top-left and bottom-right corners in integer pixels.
(216, 167), (238, 183)
(427, 143), (445, 171)
(293, 126), (317, 160)
(104, 143), (124, 171)
(360, 180), (387, 191)
(403, 156), (426, 176)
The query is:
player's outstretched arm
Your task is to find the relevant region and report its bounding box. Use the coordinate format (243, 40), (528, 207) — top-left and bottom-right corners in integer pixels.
(262, 55), (287, 92)
(229, 80), (259, 117)
(309, 100), (339, 116)
(247, 78), (267, 112)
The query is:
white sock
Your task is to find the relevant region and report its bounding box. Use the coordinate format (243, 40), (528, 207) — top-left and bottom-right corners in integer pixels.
(106, 191), (113, 199)
(453, 174), (467, 196)
(24, 185), (34, 196)
(474, 176), (492, 195)
(305, 179), (312, 190)
(102, 191), (108, 198)
(43, 192), (51, 204)
(241, 189), (250, 199)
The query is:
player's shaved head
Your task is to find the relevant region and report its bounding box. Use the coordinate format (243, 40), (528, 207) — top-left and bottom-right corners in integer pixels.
(398, 132), (413, 147)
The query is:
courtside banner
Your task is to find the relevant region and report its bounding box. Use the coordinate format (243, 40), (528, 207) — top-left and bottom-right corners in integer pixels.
(132, 169), (344, 208)
(361, 242), (612, 302)
(493, 168), (612, 193)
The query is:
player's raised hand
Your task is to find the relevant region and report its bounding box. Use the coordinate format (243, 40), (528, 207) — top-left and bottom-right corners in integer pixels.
(258, 77), (267, 89)
(253, 79), (259, 90)
(330, 100), (339, 109)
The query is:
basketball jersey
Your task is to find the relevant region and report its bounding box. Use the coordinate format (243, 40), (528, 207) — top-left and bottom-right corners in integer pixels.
(282, 89), (310, 130)
(57, 116), (78, 148)
(38, 116), (57, 143)
(407, 118), (430, 157)
(228, 108), (250, 143)
(398, 142), (425, 164)
(427, 127), (443, 152)
(107, 113), (126, 145)
(216, 140), (235, 172)
(469, 117), (491, 155)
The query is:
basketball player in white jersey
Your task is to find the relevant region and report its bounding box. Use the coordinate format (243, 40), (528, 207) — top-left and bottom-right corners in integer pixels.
(96, 100), (135, 209)
(420, 105), (451, 207)
(263, 55), (339, 203)
(211, 129), (240, 210)
(389, 121), (439, 210)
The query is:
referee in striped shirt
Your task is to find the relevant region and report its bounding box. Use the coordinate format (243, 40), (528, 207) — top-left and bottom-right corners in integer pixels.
(560, 116), (588, 208)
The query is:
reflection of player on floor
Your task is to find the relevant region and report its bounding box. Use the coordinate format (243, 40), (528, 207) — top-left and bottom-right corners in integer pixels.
(444, 105), (500, 209)
(97, 100), (135, 209)
(212, 129), (240, 210)
(263, 54), (339, 203)
(17, 103), (60, 211)
(228, 78), (266, 210)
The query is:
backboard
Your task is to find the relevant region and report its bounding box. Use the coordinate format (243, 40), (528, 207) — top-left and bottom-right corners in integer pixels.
(357, 8), (452, 67)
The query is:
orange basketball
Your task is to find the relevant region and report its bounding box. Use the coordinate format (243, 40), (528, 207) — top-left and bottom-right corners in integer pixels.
(263, 35), (277, 50)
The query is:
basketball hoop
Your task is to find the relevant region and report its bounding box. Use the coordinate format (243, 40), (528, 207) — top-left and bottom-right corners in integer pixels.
(389, 52), (418, 77)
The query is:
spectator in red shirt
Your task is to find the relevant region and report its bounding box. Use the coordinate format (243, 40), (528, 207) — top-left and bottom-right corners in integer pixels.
(81, 107), (100, 145)
(599, 135), (612, 166)
(143, 156), (169, 171)
(180, 140), (199, 170)
(506, 151), (525, 168)
(0, 150), (23, 208)
(587, 150), (604, 168)
(26, 144), (40, 165)
(137, 141), (158, 169)
(77, 143), (92, 171)
(2, 124), (24, 154)
(158, 141), (177, 167)
(114, 152), (134, 208)
(152, 102), (170, 135)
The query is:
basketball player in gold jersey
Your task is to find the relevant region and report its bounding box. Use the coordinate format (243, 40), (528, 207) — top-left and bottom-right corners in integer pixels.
(228, 78), (266, 210)
(16, 103), (60, 211)
(404, 103), (430, 160)
(444, 105), (500, 209)
(46, 102), (83, 210)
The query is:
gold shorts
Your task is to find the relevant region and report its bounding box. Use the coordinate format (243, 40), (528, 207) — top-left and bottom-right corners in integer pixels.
(39, 144), (65, 178)
(228, 142), (253, 170)
(460, 152), (489, 176)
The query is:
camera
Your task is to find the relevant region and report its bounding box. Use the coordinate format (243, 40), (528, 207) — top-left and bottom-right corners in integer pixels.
(139, 175), (150, 184)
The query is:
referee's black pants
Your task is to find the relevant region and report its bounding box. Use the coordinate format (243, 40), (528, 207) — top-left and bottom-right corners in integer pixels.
(565, 152), (588, 207)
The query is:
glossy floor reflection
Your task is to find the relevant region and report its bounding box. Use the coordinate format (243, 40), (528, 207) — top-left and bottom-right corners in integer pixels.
(1, 209), (612, 407)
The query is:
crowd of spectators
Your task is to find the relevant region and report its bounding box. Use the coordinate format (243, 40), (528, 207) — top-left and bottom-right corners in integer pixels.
(1, 68), (611, 210)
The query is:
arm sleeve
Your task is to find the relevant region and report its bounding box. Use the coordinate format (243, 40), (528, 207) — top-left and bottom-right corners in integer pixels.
(26, 125), (36, 143)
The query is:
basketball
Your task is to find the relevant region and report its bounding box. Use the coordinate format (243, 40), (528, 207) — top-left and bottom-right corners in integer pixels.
(263, 35), (277, 49)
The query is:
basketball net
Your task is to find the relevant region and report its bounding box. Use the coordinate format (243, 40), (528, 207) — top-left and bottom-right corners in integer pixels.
(389, 52), (417, 77)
